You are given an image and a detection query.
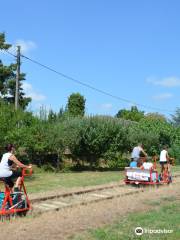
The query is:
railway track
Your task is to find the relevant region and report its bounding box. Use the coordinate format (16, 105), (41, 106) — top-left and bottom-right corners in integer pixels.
(31, 174), (180, 215)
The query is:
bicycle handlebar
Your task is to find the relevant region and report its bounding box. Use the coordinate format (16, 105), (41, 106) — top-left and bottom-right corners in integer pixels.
(22, 167), (33, 177)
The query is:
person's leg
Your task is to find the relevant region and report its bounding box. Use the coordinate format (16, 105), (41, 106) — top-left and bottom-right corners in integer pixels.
(159, 162), (164, 181)
(160, 163), (164, 176)
(11, 170), (22, 191)
(14, 176), (22, 189)
(4, 177), (14, 191)
(167, 163), (172, 182)
(162, 163), (169, 181)
(167, 163), (171, 174)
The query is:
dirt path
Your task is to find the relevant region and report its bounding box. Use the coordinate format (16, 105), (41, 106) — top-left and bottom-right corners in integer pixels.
(0, 183), (180, 240)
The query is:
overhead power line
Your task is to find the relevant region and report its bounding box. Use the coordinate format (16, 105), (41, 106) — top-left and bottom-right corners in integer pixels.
(1, 49), (175, 113)
(1, 49), (16, 58)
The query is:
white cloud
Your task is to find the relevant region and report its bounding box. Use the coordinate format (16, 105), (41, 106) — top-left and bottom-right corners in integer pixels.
(28, 92), (46, 101)
(22, 82), (46, 101)
(152, 93), (173, 100)
(147, 76), (180, 87)
(23, 82), (32, 91)
(9, 39), (37, 54)
(101, 103), (113, 110)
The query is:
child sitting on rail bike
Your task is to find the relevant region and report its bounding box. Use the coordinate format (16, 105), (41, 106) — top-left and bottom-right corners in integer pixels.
(140, 158), (154, 170)
(0, 144), (32, 192)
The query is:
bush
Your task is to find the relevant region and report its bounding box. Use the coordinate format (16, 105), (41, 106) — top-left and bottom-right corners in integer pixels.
(0, 101), (180, 170)
(169, 144), (180, 165)
(103, 150), (130, 169)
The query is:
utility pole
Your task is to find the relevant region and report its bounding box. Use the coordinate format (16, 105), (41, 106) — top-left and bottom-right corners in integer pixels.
(15, 45), (20, 110)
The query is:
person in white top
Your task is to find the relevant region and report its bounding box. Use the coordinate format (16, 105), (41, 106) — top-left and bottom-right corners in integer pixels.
(159, 145), (169, 177)
(0, 144), (32, 191)
(140, 156), (154, 170)
(142, 162), (153, 170)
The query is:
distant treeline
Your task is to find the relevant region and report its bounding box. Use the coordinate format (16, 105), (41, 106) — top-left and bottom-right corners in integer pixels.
(0, 101), (179, 171)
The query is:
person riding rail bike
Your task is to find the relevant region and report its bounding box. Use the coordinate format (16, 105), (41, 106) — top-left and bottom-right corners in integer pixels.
(159, 145), (171, 181)
(0, 144), (32, 192)
(131, 143), (147, 167)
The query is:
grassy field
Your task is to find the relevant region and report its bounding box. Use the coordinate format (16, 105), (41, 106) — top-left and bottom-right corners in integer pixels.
(25, 170), (123, 193)
(72, 200), (180, 240)
(24, 165), (180, 193)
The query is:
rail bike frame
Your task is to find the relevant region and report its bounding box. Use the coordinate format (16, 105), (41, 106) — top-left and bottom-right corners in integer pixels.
(125, 156), (172, 185)
(124, 167), (171, 185)
(0, 168), (32, 217)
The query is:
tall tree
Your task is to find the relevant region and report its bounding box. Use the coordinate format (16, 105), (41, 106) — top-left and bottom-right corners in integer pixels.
(67, 92), (86, 117)
(116, 106), (144, 122)
(171, 108), (180, 126)
(0, 32), (31, 109)
(0, 33), (11, 50)
(57, 106), (65, 119)
(145, 112), (167, 122)
(48, 109), (57, 122)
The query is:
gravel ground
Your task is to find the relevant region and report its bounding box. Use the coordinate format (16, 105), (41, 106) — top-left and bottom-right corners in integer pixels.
(0, 182), (179, 240)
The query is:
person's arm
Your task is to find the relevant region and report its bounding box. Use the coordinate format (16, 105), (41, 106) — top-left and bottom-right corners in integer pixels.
(140, 165), (144, 170)
(141, 147), (147, 157)
(166, 151), (170, 163)
(9, 155), (31, 169)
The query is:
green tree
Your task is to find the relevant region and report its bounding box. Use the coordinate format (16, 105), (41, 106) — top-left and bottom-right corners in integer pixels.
(48, 109), (57, 122)
(145, 112), (167, 122)
(57, 106), (65, 119)
(171, 108), (180, 126)
(0, 32), (31, 109)
(0, 33), (11, 50)
(116, 106), (144, 122)
(67, 92), (86, 117)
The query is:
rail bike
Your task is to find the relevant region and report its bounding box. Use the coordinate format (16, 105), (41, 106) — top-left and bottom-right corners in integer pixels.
(0, 167), (32, 220)
(124, 157), (172, 186)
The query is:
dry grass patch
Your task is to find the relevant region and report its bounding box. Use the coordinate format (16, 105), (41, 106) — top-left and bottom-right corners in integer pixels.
(0, 182), (179, 240)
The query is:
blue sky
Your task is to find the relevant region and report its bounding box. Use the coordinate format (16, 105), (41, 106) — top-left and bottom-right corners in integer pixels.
(0, 0), (180, 117)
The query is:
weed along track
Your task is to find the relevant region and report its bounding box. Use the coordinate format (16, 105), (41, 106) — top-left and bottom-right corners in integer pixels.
(31, 174), (180, 215)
